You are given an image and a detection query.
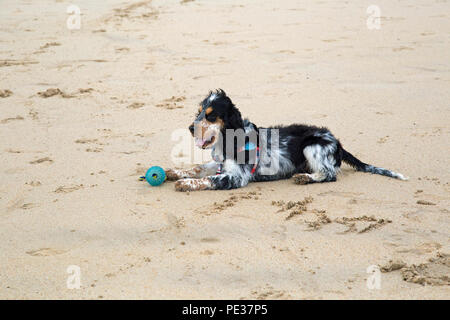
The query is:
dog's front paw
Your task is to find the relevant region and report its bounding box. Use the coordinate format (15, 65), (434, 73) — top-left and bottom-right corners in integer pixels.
(174, 178), (211, 192)
(165, 168), (181, 181)
(292, 173), (313, 185)
(175, 179), (192, 192)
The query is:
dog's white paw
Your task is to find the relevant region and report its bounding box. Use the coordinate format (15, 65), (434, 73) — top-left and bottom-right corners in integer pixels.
(174, 178), (211, 192)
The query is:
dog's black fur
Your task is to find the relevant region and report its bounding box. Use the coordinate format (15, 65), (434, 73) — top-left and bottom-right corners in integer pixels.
(171, 89), (407, 191)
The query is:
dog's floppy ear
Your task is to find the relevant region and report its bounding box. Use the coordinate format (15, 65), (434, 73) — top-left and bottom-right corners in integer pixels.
(224, 105), (244, 129)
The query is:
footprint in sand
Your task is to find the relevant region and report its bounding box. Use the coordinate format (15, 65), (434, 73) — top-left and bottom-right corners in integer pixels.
(75, 138), (105, 153)
(34, 42), (61, 54)
(38, 88), (94, 98)
(304, 211), (332, 230)
(166, 212), (185, 229)
(416, 200), (436, 206)
(334, 215), (392, 234)
(75, 138), (101, 144)
(250, 285), (291, 300)
(78, 88), (94, 94)
(26, 248), (67, 256)
(127, 102), (145, 109)
(195, 191), (262, 215)
(54, 185), (84, 194)
(26, 181), (42, 187)
(0, 60), (39, 67)
(5, 149), (23, 153)
(20, 203), (40, 210)
(380, 260), (407, 272)
(40, 42), (61, 50)
(1, 116), (24, 124)
(274, 197), (392, 234)
(29, 157), (53, 164)
(156, 96), (185, 110)
(28, 109), (38, 120)
(104, 1), (158, 24)
(272, 196), (314, 220)
(381, 253), (450, 286)
(401, 253), (449, 286)
(377, 135), (389, 144)
(0, 89), (13, 98)
(37, 88), (68, 98)
(6, 196), (27, 213)
(135, 132), (154, 138)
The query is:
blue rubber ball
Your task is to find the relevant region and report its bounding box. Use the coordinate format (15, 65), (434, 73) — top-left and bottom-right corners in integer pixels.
(145, 166), (166, 186)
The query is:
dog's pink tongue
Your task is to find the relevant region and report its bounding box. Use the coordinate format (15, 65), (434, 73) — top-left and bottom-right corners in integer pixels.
(195, 138), (205, 147)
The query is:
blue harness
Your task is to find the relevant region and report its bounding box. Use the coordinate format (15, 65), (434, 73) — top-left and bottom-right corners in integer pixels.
(214, 142), (260, 175)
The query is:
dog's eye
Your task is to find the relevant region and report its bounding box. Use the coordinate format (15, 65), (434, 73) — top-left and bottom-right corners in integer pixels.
(206, 114), (216, 122)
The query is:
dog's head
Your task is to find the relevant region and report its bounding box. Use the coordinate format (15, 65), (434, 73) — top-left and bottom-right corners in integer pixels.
(189, 89), (243, 149)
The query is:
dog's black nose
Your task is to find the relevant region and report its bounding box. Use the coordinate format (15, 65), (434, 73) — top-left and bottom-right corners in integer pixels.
(189, 123), (194, 134)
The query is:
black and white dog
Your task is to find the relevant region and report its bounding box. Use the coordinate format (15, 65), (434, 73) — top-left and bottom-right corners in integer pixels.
(166, 89), (407, 191)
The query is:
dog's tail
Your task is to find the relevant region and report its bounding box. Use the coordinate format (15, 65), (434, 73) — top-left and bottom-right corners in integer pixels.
(342, 149), (408, 180)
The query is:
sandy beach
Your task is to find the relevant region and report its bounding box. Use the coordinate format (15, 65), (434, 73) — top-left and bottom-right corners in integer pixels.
(0, 0), (449, 299)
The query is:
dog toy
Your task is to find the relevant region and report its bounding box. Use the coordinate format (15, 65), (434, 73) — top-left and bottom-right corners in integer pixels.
(139, 166), (166, 186)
